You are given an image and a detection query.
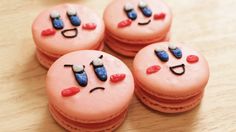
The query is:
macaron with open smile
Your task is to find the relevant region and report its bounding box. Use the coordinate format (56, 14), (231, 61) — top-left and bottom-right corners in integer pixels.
(133, 42), (210, 113)
(46, 50), (134, 131)
(32, 4), (105, 68)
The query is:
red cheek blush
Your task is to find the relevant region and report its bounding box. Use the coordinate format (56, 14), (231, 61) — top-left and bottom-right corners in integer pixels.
(154, 13), (166, 20)
(117, 19), (132, 28)
(110, 74), (126, 83)
(146, 65), (161, 75)
(82, 23), (97, 30)
(61, 87), (80, 97)
(187, 55), (199, 64)
(41, 28), (56, 36)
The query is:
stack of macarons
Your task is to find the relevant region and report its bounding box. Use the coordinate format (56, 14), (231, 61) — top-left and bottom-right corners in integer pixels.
(104, 0), (172, 57)
(133, 42), (210, 113)
(32, 4), (105, 68)
(46, 50), (134, 131)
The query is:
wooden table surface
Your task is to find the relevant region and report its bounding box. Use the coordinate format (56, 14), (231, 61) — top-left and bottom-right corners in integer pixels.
(0, 0), (236, 131)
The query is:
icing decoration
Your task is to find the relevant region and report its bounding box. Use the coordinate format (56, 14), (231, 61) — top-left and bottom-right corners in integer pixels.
(50, 11), (64, 30)
(110, 74), (126, 83)
(139, 1), (152, 17)
(61, 87), (80, 97)
(64, 64), (88, 87)
(41, 28), (56, 36)
(146, 65), (161, 74)
(61, 28), (78, 38)
(169, 64), (185, 75)
(154, 48), (169, 62)
(168, 45), (182, 59)
(89, 87), (105, 93)
(154, 13), (166, 20)
(187, 55), (199, 63)
(67, 8), (81, 26)
(82, 23), (97, 30)
(118, 19), (132, 28)
(90, 55), (107, 82)
(138, 20), (151, 25)
(124, 3), (137, 20)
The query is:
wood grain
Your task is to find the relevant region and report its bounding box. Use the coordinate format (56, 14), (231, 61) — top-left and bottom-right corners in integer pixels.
(0, 0), (236, 131)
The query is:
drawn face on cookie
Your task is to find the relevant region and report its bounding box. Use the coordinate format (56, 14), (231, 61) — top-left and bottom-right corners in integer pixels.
(133, 43), (209, 93)
(46, 51), (134, 118)
(32, 4), (104, 54)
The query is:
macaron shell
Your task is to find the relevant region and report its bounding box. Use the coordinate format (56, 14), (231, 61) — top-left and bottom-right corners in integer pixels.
(36, 43), (104, 69)
(32, 4), (105, 56)
(104, 0), (172, 42)
(46, 51), (134, 122)
(49, 104), (127, 131)
(133, 42), (210, 98)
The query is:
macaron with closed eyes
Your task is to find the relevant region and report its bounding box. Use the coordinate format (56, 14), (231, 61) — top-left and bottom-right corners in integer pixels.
(104, 0), (172, 57)
(32, 4), (105, 68)
(46, 50), (134, 131)
(133, 42), (210, 113)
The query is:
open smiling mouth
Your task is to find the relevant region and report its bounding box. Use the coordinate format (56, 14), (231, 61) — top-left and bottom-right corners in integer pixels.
(138, 20), (151, 26)
(169, 64), (185, 76)
(89, 87), (105, 93)
(61, 28), (78, 38)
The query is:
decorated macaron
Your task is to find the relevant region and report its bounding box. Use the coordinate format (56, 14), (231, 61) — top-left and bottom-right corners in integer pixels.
(133, 42), (210, 113)
(32, 4), (105, 68)
(46, 50), (134, 131)
(104, 0), (172, 57)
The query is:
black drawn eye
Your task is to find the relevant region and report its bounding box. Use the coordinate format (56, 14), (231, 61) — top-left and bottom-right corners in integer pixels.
(67, 8), (81, 26)
(90, 55), (108, 82)
(50, 11), (64, 30)
(138, 1), (152, 17)
(154, 48), (169, 62)
(124, 3), (137, 20)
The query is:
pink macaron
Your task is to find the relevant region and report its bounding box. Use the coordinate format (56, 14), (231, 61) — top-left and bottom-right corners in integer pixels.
(133, 42), (210, 113)
(46, 50), (134, 131)
(32, 4), (105, 68)
(104, 0), (172, 57)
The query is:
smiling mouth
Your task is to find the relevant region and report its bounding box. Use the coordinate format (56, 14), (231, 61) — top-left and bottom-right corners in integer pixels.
(169, 64), (185, 76)
(89, 87), (105, 93)
(138, 20), (151, 26)
(61, 28), (78, 38)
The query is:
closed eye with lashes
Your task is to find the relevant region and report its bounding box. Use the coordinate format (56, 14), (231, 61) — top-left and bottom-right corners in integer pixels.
(90, 55), (108, 82)
(124, 3), (137, 20)
(50, 11), (64, 30)
(67, 8), (81, 26)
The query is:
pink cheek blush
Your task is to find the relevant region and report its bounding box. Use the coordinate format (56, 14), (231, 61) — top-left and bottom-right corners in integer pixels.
(110, 74), (126, 83)
(61, 87), (80, 97)
(146, 65), (161, 75)
(154, 13), (166, 20)
(82, 23), (97, 30)
(187, 55), (199, 63)
(117, 19), (132, 28)
(41, 28), (56, 36)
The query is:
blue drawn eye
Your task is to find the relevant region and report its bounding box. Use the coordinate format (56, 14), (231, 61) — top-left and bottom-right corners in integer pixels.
(139, 1), (152, 17)
(154, 48), (169, 62)
(90, 55), (107, 82)
(67, 8), (81, 26)
(64, 64), (88, 87)
(50, 11), (64, 30)
(168, 44), (182, 59)
(124, 3), (137, 20)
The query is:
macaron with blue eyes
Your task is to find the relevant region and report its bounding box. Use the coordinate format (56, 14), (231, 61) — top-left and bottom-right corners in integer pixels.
(133, 42), (210, 113)
(46, 50), (134, 131)
(32, 4), (105, 68)
(103, 0), (172, 57)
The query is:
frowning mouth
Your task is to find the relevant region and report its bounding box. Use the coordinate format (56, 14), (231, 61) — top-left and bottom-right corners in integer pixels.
(138, 20), (151, 26)
(169, 64), (185, 76)
(61, 28), (78, 38)
(89, 87), (105, 93)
